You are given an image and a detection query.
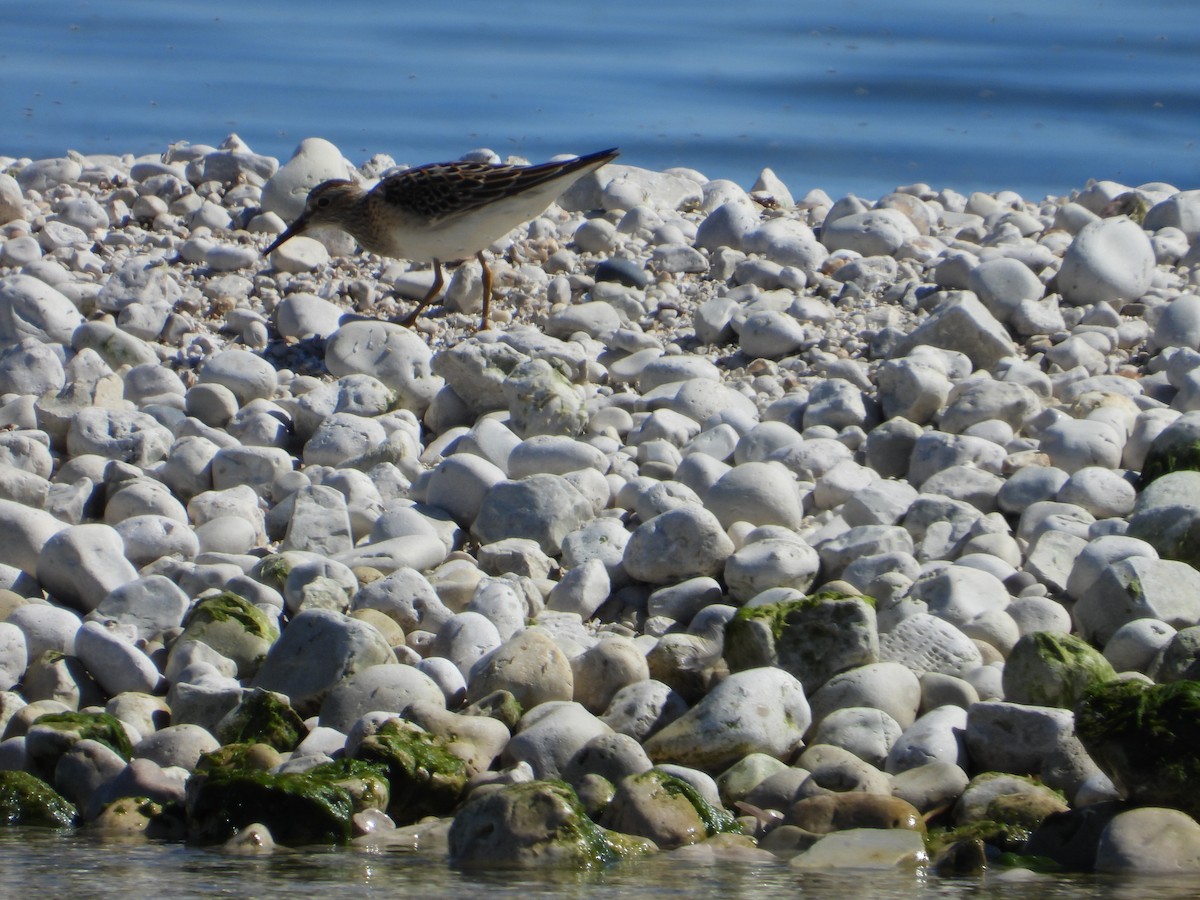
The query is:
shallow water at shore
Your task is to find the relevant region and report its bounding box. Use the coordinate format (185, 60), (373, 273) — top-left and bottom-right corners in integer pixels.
(2, 828), (1190, 900)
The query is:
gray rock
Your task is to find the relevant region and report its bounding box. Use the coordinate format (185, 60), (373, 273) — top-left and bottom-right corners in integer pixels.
(725, 538), (821, 603)
(570, 636), (649, 715)
(623, 507), (734, 584)
(1095, 807), (1200, 874)
(37, 524), (139, 613)
(1074, 556), (1200, 646)
(317, 663), (446, 732)
(252, 609), (394, 716)
(705, 461), (805, 530)
(896, 293), (1017, 371)
(878, 613), (983, 678)
(467, 627), (574, 710)
(600, 679), (688, 742)
(54, 738), (128, 809)
(965, 701), (1078, 784)
(0, 274), (85, 344)
(74, 620), (162, 696)
(1058, 216), (1155, 306)
(503, 701), (612, 780)
(430, 612), (503, 680)
(885, 705), (969, 774)
(643, 667), (810, 771)
(812, 706), (902, 769)
(473, 474), (594, 556)
(726, 594), (878, 694)
(133, 723), (220, 771)
(325, 320), (442, 413)
(502, 358), (588, 438)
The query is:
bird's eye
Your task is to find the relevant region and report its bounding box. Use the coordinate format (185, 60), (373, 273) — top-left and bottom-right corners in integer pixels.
(315, 196), (332, 209)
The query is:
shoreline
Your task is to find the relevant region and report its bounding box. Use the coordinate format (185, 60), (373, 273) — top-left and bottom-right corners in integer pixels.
(0, 134), (1199, 876)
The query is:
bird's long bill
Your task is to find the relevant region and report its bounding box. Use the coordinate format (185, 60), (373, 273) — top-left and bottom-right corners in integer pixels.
(262, 214), (310, 255)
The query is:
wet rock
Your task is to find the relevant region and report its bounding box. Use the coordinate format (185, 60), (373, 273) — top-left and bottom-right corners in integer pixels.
(448, 779), (654, 868)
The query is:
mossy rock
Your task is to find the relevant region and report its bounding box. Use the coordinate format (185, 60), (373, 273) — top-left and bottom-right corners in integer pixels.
(462, 689), (523, 730)
(652, 769), (740, 836)
(215, 688), (306, 751)
(304, 758), (391, 813)
(29, 710), (133, 759)
(985, 790), (1068, 834)
(196, 742), (284, 773)
(1076, 679), (1200, 817)
(352, 718), (467, 824)
(0, 771), (77, 828)
(599, 768), (738, 850)
(1151, 624), (1200, 682)
(1002, 632), (1116, 708)
(185, 767), (355, 845)
(926, 818), (1032, 857)
(954, 771), (1065, 827)
(1139, 444), (1200, 488)
(448, 779), (655, 869)
(1127, 470), (1200, 567)
(254, 554), (294, 594)
(724, 591), (878, 693)
(176, 591), (279, 678)
(1138, 414), (1200, 488)
(25, 710), (133, 781)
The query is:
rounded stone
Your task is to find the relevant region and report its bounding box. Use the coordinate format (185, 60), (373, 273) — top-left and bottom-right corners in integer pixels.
(1059, 216), (1156, 306)
(704, 461), (805, 530)
(623, 507), (735, 585)
(468, 627), (574, 710)
(1095, 807), (1200, 874)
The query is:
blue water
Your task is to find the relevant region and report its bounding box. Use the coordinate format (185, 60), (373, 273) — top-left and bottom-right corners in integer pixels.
(2, 1), (1198, 200)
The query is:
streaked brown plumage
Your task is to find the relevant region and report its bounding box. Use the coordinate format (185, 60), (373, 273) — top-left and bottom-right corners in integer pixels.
(264, 148), (619, 329)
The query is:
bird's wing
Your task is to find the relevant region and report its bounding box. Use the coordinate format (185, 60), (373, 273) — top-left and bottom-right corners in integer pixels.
(377, 150), (618, 226)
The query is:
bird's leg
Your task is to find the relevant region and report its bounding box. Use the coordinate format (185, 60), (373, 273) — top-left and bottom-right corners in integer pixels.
(398, 260), (444, 327)
(477, 251), (493, 331)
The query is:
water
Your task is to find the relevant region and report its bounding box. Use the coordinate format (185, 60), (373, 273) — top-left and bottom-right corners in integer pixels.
(2, 0), (1197, 200)
(0, 828), (1190, 900)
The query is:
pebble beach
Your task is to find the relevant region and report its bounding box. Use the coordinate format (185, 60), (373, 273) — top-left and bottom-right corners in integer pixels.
(2, 134), (1200, 878)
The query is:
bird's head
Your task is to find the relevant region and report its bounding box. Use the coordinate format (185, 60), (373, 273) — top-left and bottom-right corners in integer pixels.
(263, 179), (363, 255)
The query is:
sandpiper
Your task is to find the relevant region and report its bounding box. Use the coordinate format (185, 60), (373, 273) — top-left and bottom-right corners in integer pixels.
(264, 147), (620, 330)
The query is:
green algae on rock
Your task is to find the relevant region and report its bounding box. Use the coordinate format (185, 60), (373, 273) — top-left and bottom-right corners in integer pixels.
(24, 710), (133, 782)
(172, 591), (279, 678)
(351, 718), (467, 824)
(253, 553), (295, 594)
(1127, 469), (1200, 566)
(303, 758), (391, 814)
(1076, 679), (1200, 817)
(448, 779), (655, 869)
(598, 769), (739, 849)
(926, 818), (1037, 858)
(461, 689), (523, 730)
(1137, 413), (1200, 489)
(1002, 631), (1116, 708)
(0, 770), (77, 828)
(196, 741), (284, 773)
(185, 766), (355, 845)
(215, 687), (307, 751)
(723, 591), (878, 694)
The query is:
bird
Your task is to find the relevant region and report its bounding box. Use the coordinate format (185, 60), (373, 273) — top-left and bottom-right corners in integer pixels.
(264, 147), (620, 330)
